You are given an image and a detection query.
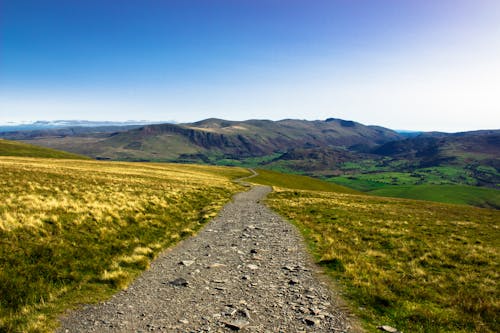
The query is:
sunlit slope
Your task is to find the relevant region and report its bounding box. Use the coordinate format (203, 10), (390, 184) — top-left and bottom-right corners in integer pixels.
(250, 168), (360, 194)
(0, 138), (89, 159)
(369, 184), (500, 209)
(0, 157), (250, 332)
(257, 170), (499, 332)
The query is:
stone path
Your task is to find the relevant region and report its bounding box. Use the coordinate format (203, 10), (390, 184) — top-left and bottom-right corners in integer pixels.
(58, 185), (360, 332)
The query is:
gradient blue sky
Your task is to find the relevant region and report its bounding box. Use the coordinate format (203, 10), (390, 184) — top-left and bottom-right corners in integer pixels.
(1, 0), (499, 131)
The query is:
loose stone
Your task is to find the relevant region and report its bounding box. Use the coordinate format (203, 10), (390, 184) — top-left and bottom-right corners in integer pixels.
(169, 278), (189, 287)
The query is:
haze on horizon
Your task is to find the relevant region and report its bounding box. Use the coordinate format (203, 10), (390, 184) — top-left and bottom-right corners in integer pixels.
(1, 0), (499, 133)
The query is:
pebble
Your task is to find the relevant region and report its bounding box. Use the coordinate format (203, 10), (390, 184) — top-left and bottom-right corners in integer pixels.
(169, 278), (189, 287)
(377, 325), (401, 333)
(180, 260), (195, 267)
(223, 319), (250, 331)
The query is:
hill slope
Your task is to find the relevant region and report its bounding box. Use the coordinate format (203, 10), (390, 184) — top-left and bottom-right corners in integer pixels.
(0, 139), (89, 159)
(1, 119), (498, 206)
(0, 157), (249, 332)
(258, 170), (500, 332)
(0, 118), (402, 161)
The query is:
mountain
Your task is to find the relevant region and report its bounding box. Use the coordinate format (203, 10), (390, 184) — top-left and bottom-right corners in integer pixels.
(1, 117), (498, 204)
(0, 118), (402, 161)
(0, 120), (171, 132)
(372, 130), (500, 168)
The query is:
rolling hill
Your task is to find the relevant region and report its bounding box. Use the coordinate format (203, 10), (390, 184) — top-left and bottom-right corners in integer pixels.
(0, 139), (89, 160)
(1, 118), (498, 207)
(255, 171), (500, 332)
(0, 156), (249, 332)
(1, 134), (498, 332)
(0, 118), (402, 162)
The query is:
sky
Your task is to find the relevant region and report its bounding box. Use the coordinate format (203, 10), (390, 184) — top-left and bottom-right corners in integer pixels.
(1, 0), (499, 132)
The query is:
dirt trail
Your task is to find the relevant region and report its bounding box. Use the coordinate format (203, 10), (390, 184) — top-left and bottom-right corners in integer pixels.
(58, 185), (359, 332)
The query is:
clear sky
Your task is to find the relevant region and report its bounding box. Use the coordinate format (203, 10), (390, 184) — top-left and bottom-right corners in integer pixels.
(1, 0), (499, 132)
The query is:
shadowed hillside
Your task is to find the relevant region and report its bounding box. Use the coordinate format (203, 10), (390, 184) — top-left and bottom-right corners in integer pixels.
(0, 118), (402, 162)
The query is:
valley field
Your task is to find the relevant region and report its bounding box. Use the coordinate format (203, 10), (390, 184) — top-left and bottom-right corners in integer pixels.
(0, 157), (250, 332)
(250, 173), (500, 332)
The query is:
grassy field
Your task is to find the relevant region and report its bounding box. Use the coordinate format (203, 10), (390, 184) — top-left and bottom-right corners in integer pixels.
(329, 166), (479, 189)
(251, 169), (359, 194)
(252, 172), (499, 332)
(0, 157), (250, 332)
(0, 139), (90, 160)
(370, 184), (500, 209)
(328, 165), (500, 208)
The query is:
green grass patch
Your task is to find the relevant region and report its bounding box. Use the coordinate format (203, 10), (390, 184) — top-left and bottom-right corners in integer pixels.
(0, 139), (90, 160)
(327, 165), (496, 208)
(327, 176), (389, 192)
(211, 153), (283, 167)
(370, 184), (500, 209)
(250, 169), (359, 194)
(265, 188), (499, 332)
(0, 157), (249, 332)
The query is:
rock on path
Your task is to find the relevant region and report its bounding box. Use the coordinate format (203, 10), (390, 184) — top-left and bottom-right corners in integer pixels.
(58, 186), (360, 332)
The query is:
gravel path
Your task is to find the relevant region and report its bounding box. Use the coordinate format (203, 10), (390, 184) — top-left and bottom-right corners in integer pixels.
(58, 185), (360, 332)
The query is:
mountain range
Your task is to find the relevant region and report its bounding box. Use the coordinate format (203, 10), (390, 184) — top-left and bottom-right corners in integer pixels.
(1, 117), (498, 191)
(0, 118), (401, 160)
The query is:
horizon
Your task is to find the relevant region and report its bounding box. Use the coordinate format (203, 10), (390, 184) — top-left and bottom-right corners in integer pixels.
(2, 1), (500, 132)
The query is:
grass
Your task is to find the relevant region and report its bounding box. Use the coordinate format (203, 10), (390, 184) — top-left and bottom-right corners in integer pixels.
(370, 184), (500, 209)
(258, 171), (499, 332)
(0, 157), (250, 332)
(0, 139), (90, 160)
(250, 169), (359, 194)
(328, 165), (499, 208)
(211, 153), (284, 167)
(330, 166), (478, 189)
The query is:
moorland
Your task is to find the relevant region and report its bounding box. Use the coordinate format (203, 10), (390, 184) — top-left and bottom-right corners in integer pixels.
(251, 170), (499, 332)
(0, 117), (499, 332)
(2, 118), (498, 208)
(0, 145), (249, 332)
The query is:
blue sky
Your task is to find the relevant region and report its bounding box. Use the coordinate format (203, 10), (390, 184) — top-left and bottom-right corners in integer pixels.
(1, 0), (499, 131)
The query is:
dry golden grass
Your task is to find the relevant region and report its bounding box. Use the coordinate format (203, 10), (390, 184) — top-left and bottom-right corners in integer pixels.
(0, 157), (249, 332)
(266, 187), (499, 333)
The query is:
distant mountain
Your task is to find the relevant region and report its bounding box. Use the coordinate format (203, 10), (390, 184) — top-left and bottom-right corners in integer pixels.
(372, 130), (500, 167)
(395, 130), (423, 138)
(0, 125), (147, 140)
(2, 117), (498, 191)
(0, 118), (402, 161)
(0, 120), (172, 133)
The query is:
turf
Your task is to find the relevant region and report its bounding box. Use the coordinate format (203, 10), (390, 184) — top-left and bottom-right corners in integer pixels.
(369, 184), (500, 209)
(0, 157), (250, 332)
(257, 170), (499, 332)
(250, 169), (360, 194)
(0, 139), (90, 160)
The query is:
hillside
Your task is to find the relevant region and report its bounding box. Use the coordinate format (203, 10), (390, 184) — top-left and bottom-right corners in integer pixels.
(324, 132), (500, 199)
(1, 119), (498, 206)
(372, 131), (500, 167)
(0, 157), (249, 332)
(0, 118), (402, 162)
(369, 184), (500, 209)
(0, 139), (89, 159)
(252, 171), (500, 332)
